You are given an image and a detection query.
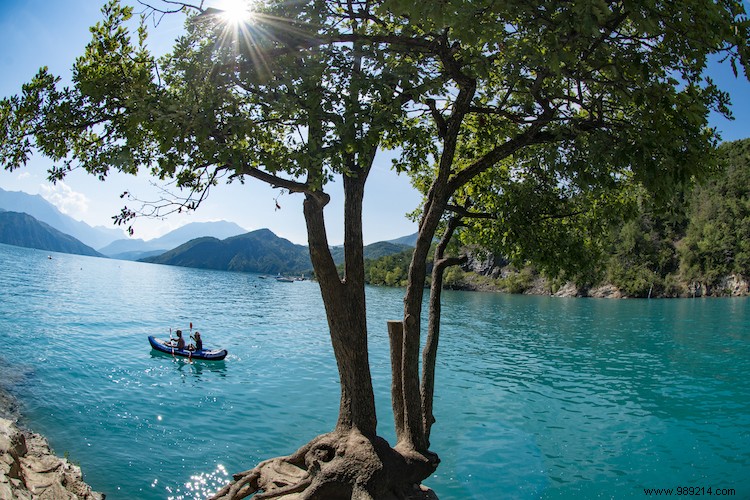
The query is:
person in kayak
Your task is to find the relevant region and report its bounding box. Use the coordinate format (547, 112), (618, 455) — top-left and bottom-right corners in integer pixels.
(188, 332), (203, 352)
(172, 330), (186, 350)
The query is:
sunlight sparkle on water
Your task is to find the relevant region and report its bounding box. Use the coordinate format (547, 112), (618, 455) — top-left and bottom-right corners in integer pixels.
(167, 464), (230, 500)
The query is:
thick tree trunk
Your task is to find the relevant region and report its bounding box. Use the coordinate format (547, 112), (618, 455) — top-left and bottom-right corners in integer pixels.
(303, 184), (376, 435)
(212, 172), (442, 499)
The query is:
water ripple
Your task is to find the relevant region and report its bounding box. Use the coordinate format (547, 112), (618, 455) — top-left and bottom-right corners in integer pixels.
(1, 245), (749, 499)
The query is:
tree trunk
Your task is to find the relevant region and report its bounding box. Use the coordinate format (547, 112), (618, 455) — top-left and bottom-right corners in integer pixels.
(399, 191), (448, 451)
(421, 218), (463, 445)
(303, 186), (376, 435)
(399, 75), (477, 452)
(387, 319), (406, 442)
(212, 173), (442, 499)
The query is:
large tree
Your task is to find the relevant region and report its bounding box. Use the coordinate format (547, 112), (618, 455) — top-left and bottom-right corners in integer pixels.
(2, 0), (749, 498)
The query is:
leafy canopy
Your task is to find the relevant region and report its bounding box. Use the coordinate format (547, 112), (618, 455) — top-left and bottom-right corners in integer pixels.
(386, 0), (750, 277)
(0, 0), (748, 249)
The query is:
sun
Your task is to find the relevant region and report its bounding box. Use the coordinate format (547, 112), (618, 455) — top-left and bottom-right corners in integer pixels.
(217, 0), (254, 24)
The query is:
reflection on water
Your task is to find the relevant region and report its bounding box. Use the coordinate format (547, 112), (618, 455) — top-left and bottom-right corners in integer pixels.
(166, 464), (230, 500)
(148, 352), (228, 379)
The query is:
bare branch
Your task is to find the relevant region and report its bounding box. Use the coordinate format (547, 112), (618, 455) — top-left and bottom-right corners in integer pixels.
(232, 165), (311, 195)
(137, 0), (205, 26)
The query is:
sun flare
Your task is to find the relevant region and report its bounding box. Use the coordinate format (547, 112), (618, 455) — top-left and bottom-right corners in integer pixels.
(217, 0), (254, 24)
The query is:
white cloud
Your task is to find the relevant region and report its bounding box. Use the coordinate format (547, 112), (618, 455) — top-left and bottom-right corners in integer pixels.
(39, 182), (89, 220)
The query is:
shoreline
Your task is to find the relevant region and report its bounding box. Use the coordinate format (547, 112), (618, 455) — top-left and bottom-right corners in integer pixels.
(451, 255), (750, 298)
(0, 384), (104, 499)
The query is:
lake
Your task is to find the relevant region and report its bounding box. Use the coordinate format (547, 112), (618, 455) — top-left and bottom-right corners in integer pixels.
(0, 242), (748, 499)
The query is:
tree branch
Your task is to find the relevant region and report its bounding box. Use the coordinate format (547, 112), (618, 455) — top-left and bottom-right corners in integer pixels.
(426, 98), (447, 138)
(232, 165), (315, 197)
(445, 204), (496, 220)
(421, 216), (463, 445)
(446, 116), (551, 194)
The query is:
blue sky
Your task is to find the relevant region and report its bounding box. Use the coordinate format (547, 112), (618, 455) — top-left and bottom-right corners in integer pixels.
(1, 0), (749, 244)
(0, 0), (421, 243)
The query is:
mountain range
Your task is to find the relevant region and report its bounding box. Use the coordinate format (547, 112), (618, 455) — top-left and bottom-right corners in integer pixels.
(0, 209), (102, 257)
(0, 187), (123, 249)
(143, 229), (414, 274)
(0, 188), (416, 273)
(98, 220), (247, 260)
(0, 187), (249, 258)
(142, 228), (312, 274)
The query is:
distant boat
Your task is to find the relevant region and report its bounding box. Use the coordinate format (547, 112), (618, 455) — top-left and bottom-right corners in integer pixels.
(275, 276), (294, 282)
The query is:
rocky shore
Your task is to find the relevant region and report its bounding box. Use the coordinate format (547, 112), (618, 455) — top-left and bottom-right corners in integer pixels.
(455, 252), (750, 298)
(0, 388), (103, 500)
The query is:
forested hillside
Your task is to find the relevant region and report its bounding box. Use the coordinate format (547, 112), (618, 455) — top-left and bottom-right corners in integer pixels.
(142, 228), (312, 274)
(679, 139), (750, 291)
(0, 210), (103, 257)
(602, 137), (750, 297)
(365, 139), (750, 297)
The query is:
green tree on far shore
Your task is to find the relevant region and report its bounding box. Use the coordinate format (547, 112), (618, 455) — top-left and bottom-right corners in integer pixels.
(599, 138), (750, 297)
(372, 138), (749, 298)
(680, 138), (750, 289)
(366, 250), (415, 287)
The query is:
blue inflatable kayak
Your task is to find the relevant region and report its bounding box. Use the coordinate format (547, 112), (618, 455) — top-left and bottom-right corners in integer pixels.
(148, 336), (228, 361)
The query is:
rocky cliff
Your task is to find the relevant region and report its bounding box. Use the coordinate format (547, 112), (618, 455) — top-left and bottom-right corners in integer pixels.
(1, 388), (103, 500)
(0, 417), (104, 500)
(456, 251), (750, 298)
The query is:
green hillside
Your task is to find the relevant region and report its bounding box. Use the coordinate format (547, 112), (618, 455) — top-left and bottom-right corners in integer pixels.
(0, 210), (103, 257)
(142, 228), (312, 274)
(330, 241), (412, 265)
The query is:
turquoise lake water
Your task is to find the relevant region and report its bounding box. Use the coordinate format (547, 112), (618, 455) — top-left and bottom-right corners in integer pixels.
(0, 242), (749, 499)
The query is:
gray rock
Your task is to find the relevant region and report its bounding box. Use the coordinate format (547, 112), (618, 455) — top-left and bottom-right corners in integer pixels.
(461, 251), (508, 278)
(0, 418), (104, 500)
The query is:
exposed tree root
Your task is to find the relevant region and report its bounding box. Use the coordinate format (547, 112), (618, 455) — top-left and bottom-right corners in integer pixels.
(210, 430), (439, 500)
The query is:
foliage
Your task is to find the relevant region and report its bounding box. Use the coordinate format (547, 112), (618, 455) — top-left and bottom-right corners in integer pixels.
(365, 247), (421, 287)
(360, 138), (750, 297)
(391, 0), (750, 294)
(680, 138), (750, 287)
(600, 185), (687, 296)
(452, 160), (635, 284)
